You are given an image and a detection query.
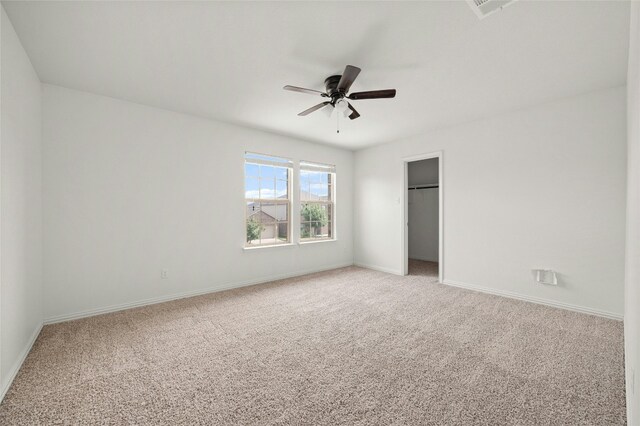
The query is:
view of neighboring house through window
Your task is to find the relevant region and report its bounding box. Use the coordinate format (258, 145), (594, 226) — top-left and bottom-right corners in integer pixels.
(300, 161), (335, 241)
(245, 152), (292, 246)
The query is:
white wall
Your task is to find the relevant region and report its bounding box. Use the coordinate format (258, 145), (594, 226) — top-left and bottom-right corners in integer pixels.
(41, 84), (353, 321)
(625, 2), (640, 423)
(408, 158), (439, 187)
(408, 159), (439, 262)
(1, 6), (43, 397)
(355, 87), (627, 317)
(408, 189), (439, 262)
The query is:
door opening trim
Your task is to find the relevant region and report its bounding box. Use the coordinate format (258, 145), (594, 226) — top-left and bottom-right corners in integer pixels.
(401, 151), (443, 282)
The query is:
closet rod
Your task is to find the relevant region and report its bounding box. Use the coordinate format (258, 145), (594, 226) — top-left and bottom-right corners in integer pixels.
(408, 185), (439, 190)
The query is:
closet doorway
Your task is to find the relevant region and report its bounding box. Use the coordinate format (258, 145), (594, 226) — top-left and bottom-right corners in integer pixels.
(402, 153), (442, 281)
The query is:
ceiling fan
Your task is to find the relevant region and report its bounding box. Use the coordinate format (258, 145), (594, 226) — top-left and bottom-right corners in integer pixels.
(283, 65), (396, 121)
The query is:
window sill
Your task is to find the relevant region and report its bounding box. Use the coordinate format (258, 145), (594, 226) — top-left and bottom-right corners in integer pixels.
(243, 243), (296, 251)
(299, 239), (337, 245)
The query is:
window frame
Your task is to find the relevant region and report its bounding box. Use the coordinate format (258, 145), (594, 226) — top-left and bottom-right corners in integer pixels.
(244, 152), (293, 248)
(299, 161), (336, 243)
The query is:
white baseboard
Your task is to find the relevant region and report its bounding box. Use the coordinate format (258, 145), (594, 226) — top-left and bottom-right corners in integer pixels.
(1, 322), (43, 403)
(44, 262), (354, 325)
(354, 262), (403, 276)
(442, 279), (623, 321)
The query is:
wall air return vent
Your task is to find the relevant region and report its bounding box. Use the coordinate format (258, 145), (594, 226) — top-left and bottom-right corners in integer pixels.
(466, 0), (517, 19)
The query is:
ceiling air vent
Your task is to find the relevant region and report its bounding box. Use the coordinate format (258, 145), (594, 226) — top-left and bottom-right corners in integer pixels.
(466, 0), (517, 19)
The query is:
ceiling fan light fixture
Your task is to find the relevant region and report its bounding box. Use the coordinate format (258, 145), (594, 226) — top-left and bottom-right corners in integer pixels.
(335, 99), (349, 114)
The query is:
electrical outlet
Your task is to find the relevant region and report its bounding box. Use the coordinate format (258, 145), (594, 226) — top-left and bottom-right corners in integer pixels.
(161, 270), (168, 279)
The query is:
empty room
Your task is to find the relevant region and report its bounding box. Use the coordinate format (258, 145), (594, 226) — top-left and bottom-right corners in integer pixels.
(1, 0), (639, 424)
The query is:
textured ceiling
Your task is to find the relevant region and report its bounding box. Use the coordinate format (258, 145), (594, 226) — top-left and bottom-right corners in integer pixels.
(2, 1), (630, 149)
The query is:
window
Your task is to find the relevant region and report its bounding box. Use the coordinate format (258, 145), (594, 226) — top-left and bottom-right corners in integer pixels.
(300, 161), (335, 242)
(245, 152), (292, 247)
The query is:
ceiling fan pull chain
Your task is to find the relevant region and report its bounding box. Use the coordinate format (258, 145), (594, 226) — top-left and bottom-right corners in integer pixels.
(336, 109), (340, 134)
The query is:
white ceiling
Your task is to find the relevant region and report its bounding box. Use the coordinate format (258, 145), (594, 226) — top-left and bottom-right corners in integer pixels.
(2, 1), (630, 150)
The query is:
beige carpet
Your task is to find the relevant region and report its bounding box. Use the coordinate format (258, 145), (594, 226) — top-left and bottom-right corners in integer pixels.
(0, 261), (626, 425)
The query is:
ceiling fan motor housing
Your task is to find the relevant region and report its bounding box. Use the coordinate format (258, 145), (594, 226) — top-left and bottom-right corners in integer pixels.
(324, 75), (344, 103)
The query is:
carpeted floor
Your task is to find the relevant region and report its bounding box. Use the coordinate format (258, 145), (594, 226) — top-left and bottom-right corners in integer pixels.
(0, 261), (626, 425)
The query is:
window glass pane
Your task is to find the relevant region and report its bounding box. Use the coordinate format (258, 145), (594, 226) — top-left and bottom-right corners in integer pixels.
(257, 201), (270, 219)
(301, 203), (327, 237)
(300, 222), (311, 239)
(260, 178), (276, 199)
(260, 203), (276, 224)
(275, 203), (288, 221)
(310, 171), (322, 183)
(246, 216), (262, 245)
(300, 172), (311, 201)
(299, 202), (332, 240)
(260, 224), (277, 244)
(277, 222), (288, 242)
(260, 165), (276, 179)
(300, 203), (308, 223)
(245, 152), (291, 247)
(275, 167), (288, 180)
(276, 180), (288, 199)
(310, 221), (320, 237)
(245, 177), (259, 199)
(310, 182), (329, 201)
(247, 201), (259, 216)
(245, 163), (259, 177)
(299, 161), (334, 242)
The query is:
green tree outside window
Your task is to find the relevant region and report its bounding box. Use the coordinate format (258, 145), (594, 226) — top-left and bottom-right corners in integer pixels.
(301, 204), (328, 238)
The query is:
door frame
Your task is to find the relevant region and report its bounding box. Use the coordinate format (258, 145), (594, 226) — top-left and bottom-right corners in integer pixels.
(401, 151), (443, 282)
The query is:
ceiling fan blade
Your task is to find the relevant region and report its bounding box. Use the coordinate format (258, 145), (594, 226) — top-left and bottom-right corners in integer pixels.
(348, 89), (396, 100)
(337, 65), (361, 93)
(283, 85), (327, 96)
(322, 103), (335, 118)
(298, 101), (331, 116)
(347, 102), (360, 120)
